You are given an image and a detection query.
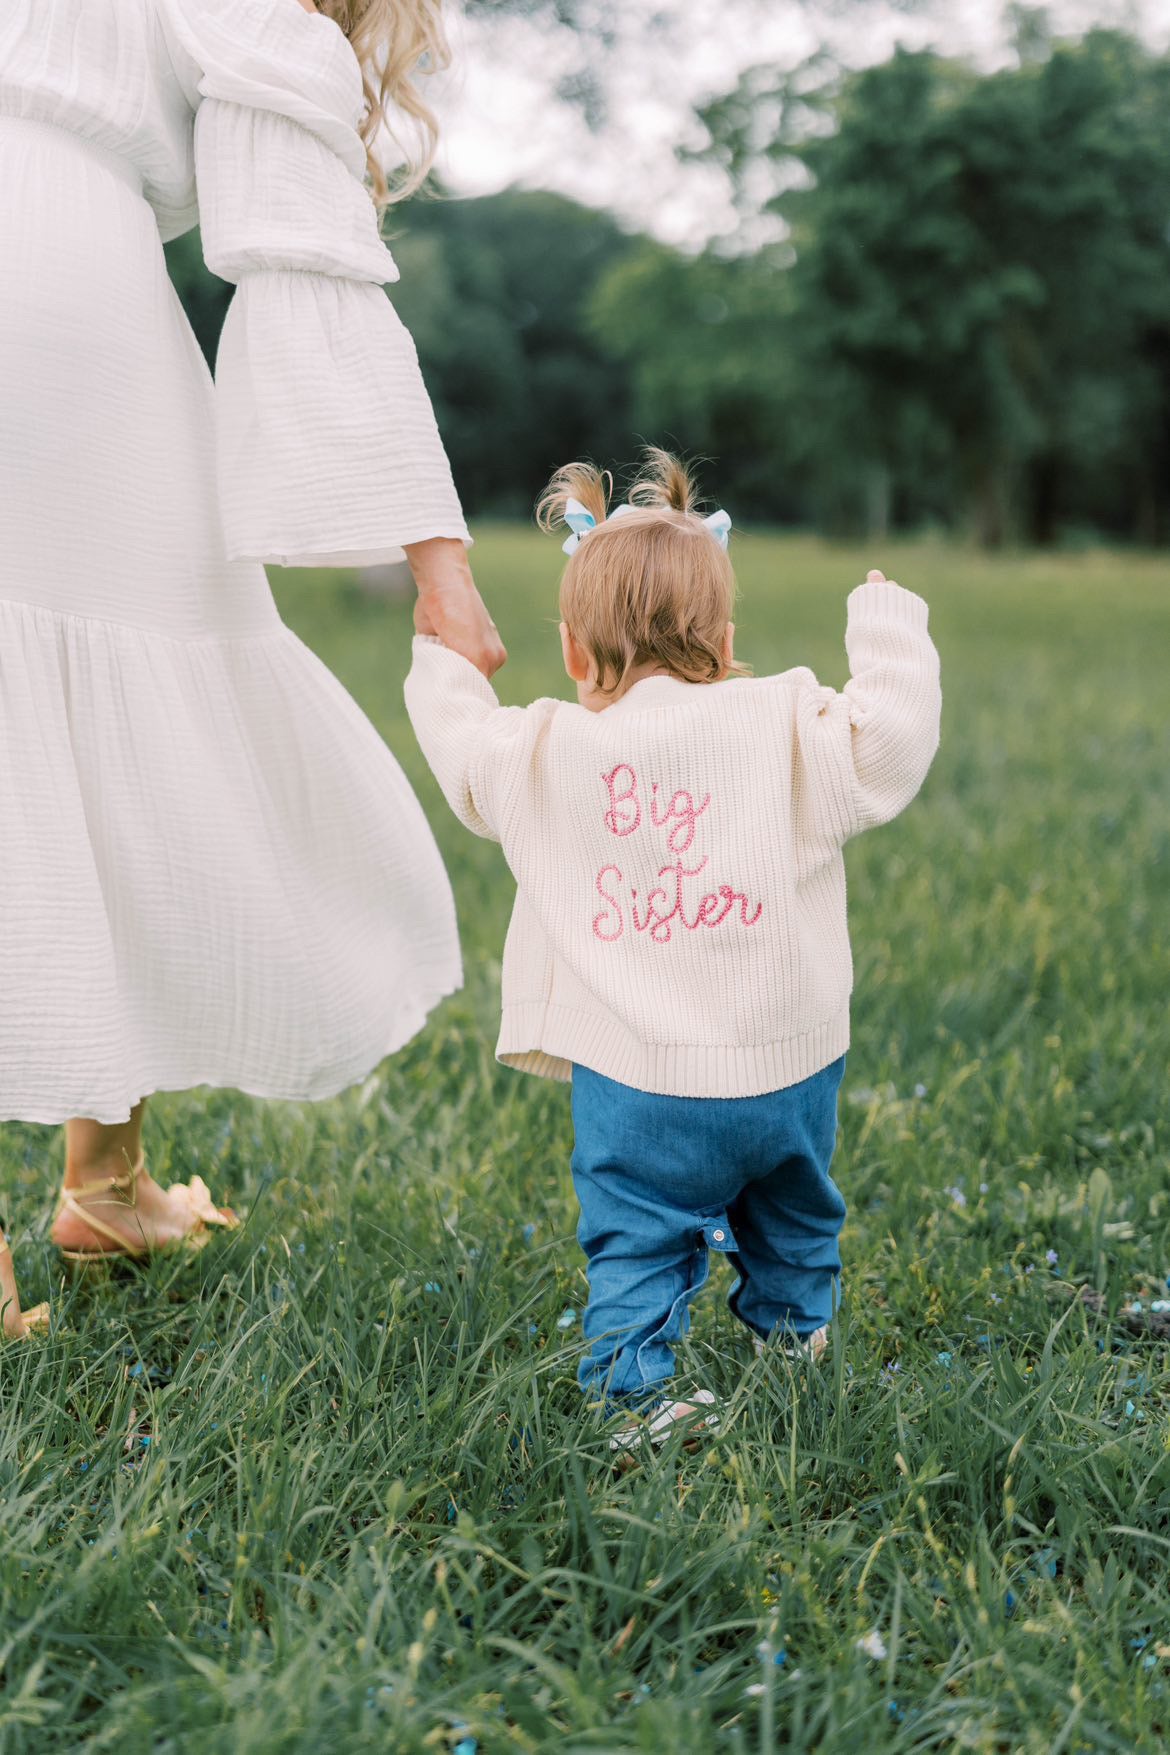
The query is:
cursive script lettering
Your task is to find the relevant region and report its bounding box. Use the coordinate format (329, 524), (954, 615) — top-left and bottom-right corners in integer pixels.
(602, 763), (642, 837)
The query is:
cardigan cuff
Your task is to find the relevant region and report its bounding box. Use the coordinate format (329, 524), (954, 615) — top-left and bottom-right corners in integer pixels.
(847, 579), (930, 628)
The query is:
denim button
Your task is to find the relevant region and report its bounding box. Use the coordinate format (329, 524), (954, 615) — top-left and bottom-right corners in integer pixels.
(713, 1229), (726, 1242)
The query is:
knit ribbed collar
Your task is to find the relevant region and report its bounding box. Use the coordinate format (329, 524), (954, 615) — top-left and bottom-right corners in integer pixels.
(606, 674), (716, 714)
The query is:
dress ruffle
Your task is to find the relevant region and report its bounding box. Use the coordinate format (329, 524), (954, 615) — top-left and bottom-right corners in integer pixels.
(0, 599), (461, 1124)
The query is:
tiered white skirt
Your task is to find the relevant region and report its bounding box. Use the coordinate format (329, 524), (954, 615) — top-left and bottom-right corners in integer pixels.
(0, 117), (461, 1123)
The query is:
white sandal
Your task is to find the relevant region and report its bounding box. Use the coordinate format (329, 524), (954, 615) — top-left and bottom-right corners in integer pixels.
(54, 1157), (238, 1264)
(610, 1388), (720, 1454)
(753, 1324), (829, 1362)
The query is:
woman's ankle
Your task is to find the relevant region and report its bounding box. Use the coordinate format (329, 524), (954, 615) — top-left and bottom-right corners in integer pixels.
(62, 1150), (140, 1192)
(63, 1103), (146, 1190)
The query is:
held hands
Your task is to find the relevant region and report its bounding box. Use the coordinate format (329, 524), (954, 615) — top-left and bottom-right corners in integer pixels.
(867, 569), (887, 584)
(405, 537), (507, 680)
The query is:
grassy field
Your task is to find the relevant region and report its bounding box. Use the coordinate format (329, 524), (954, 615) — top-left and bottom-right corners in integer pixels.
(2, 530), (1168, 1753)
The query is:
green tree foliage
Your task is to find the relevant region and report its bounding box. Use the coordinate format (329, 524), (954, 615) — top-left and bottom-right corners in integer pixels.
(387, 190), (633, 512)
(687, 27), (1170, 542)
(586, 243), (802, 520)
(164, 227), (231, 370)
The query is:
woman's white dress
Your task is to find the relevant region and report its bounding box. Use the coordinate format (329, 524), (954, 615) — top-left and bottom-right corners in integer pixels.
(0, 0), (467, 1124)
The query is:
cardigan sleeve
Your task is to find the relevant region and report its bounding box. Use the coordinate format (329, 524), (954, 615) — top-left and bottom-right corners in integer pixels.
(404, 637), (550, 843)
(162, 0), (468, 567)
(792, 579), (941, 865)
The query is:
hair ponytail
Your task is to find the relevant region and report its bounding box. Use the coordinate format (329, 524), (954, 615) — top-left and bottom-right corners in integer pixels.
(626, 447), (699, 514)
(535, 461), (612, 538)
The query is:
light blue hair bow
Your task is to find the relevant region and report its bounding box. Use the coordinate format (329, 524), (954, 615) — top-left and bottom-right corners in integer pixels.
(562, 496), (732, 556)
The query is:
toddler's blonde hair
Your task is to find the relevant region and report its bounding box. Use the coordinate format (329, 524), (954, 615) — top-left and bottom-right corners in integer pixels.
(537, 449), (744, 698)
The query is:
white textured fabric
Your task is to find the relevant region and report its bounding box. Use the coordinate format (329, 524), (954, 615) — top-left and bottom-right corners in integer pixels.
(0, 2), (465, 1124)
(163, 0), (471, 565)
(406, 582), (941, 1098)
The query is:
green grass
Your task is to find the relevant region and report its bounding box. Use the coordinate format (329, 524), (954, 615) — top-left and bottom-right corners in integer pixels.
(2, 530), (1169, 1753)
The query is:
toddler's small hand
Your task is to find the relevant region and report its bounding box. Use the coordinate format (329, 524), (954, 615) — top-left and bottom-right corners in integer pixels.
(867, 569), (887, 583)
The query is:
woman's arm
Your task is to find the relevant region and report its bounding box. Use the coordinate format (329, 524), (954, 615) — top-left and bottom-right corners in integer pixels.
(406, 538), (507, 679)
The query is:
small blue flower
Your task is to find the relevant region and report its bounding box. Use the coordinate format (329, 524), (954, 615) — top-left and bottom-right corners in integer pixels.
(522, 1223), (536, 1243)
(424, 1281), (442, 1294)
(1046, 1248), (1059, 1266)
(556, 1307), (577, 1330)
(453, 1738), (478, 1755)
(936, 1351), (953, 1367)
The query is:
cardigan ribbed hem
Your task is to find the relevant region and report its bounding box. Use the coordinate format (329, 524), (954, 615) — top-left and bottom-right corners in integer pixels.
(497, 1003), (851, 1099)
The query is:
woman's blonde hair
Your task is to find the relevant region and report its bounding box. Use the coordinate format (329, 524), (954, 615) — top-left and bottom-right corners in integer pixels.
(316, 0), (450, 208)
(537, 448), (744, 697)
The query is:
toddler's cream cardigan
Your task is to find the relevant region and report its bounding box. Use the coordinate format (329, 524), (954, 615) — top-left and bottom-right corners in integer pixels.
(405, 578), (941, 1098)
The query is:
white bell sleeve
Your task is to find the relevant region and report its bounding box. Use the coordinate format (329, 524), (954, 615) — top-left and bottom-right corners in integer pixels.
(163, 0), (469, 566)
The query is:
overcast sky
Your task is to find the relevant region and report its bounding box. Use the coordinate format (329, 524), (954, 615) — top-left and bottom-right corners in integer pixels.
(422, 0), (1170, 247)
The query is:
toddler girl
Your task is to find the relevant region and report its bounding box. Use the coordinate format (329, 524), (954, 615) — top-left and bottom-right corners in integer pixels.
(405, 450), (941, 1444)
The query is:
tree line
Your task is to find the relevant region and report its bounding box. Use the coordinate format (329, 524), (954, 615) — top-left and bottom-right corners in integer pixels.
(167, 25), (1170, 546)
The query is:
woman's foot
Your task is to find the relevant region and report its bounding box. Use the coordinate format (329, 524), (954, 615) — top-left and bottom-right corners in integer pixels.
(50, 1158), (237, 1260)
(1, 1236), (49, 1339)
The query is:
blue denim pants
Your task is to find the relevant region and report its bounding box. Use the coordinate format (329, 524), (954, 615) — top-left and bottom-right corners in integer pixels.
(570, 1057), (847, 1400)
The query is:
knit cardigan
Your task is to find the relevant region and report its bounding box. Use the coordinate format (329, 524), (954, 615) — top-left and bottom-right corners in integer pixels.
(405, 578), (941, 1098)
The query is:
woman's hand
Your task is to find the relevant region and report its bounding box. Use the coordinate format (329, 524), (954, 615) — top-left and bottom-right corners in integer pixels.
(405, 537), (507, 680)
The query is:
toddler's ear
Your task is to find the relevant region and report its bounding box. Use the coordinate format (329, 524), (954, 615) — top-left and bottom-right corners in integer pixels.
(560, 622), (590, 683)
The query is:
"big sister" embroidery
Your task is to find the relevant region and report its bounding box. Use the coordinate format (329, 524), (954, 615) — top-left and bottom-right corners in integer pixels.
(592, 763), (763, 944)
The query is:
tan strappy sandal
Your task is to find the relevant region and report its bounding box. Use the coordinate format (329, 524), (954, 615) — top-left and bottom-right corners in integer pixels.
(0, 1238), (50, 1337)
(54, 1158), (238, 1264)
